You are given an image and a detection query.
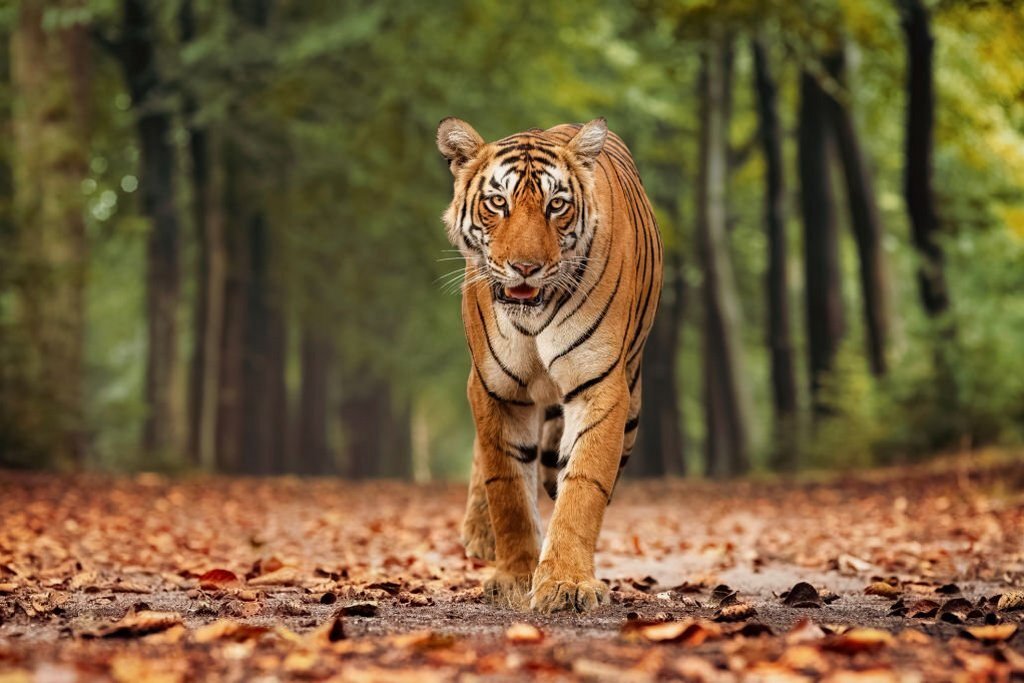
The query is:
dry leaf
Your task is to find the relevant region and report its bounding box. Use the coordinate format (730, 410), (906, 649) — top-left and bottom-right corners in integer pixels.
(783, 582), (822, 608)
(248, 566), (300, 586)
(193, 619), (269, 644)
(997, 590), (1024, 612)
(864, 582), (901, 599)
(961, 623), (1017, 643)
(714, 603), (757, 622)
(823, 628), (894, 654)
(623, 618), (720, 646)
(93, 610), (183, 638)
(198, 569), (239, 590)
(505, 622), (544, 643)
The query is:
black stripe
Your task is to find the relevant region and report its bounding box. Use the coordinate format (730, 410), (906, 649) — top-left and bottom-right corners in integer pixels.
(549, 266), (622, 366)
(484, 475), (517, 486)
(624, 416), (640, 433)
(540, 449), (559, 468)
(563, 473), (610, 501)
(563, 355), (621, 403)
(477, 301), (527, 387)
(506, 443), (538, 463)
(474, 363), (533, 407)
(544, 405), (563, 421)
(563, 403), (617, 465)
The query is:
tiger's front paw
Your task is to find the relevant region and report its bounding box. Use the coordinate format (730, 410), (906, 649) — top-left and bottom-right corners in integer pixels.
(529, 574), (610, 613)
(483, 569), (531, 609)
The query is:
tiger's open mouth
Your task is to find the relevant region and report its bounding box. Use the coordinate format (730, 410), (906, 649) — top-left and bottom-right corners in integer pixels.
(494, 283), (544, 307)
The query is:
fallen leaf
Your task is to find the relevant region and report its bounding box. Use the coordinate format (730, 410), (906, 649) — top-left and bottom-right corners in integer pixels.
(936, 583), (961, 595)
(248, 566), (300, 586)
(714, 603), (757, 622)
(782, 582), (822, 608)
(92, 610), (183, 638)
(997, 590), (1024, 612)
(908, 599), (940, 618)
(505, 622), (543, 643)
(823, 628), (894, 654)
(961, 623), (1017, 643)
(193, 620), (269, 644)
(787, 618), (827, 644)
(865, 582), (901, 599)
(199, 569), (239, 590)
(623, 618), (720, 646)
(339, 601), (379, 617)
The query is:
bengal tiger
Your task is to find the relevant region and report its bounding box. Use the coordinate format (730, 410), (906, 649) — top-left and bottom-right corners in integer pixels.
(436, 117), (663, 613)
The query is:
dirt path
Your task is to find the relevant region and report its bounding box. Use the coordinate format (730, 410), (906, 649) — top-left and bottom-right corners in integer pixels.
(1, 458), (1023, 680)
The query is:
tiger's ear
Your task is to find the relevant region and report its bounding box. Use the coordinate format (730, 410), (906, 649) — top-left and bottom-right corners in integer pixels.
(567, 117), (608, 168)
(437, 117), (485, 175)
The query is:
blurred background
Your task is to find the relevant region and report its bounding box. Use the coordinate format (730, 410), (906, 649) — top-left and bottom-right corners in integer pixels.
(0, 0), (1021, 478)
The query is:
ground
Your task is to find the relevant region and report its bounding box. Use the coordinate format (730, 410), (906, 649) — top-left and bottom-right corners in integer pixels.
(1, 454), (1023, 682)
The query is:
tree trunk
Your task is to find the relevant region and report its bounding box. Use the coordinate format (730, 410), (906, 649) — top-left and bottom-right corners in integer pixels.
(117, 0), (184, 457)
(698, 34), (752, 478)
(898, 0), (950, 317)
(182, 0), (226, 471)
(637, 250), (686, 477)
(824, 50), (892, 376)
(752, 40), (799, 469)
(341, 376), (412, 479)
(297, 328), (332, 475)
(9, 0), (91, 466)
(799, 68), (845, 412)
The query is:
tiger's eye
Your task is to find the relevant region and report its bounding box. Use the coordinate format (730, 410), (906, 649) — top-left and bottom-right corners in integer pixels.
(549, 198), (566, 211)
(488, 195), (506, 208)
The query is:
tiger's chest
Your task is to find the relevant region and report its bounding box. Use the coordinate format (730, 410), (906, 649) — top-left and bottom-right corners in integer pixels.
(480, 304), (612, 407)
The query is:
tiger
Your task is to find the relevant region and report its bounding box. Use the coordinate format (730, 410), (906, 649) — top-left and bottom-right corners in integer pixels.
(436, 117), (663, 613)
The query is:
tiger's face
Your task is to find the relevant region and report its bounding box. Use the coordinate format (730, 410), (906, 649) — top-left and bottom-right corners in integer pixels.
(437, 118), (607, 311)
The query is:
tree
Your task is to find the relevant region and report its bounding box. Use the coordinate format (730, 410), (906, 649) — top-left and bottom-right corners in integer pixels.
(698, 33), (753, 477)
(752, 38), (799, 469)
(113, 0), (185, 457)
(897, 0), (950, 318)
(8, 0), (92, 465)
(799, 66), (845, 411)
(824, 49), (892, 376)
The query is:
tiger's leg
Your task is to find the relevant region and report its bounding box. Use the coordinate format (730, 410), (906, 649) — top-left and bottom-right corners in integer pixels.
(461, 443), (495, 561)
(469, 376), (543, 608)
(530, 375), (628, 613)
(539, 405), (564, 500)
(612, 365), (644, 493)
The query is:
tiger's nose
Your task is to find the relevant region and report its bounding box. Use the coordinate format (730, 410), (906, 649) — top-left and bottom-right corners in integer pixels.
(510, 261), (542, 277)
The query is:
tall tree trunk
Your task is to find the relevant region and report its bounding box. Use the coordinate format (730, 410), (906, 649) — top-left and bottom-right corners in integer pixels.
(698, 34), (752, 478)
(297, 328), (332, 475)
(182, 0), (226, 471)
(117, 0), (183, 457)
(799, 69), (845, 412)
(637, 251), (686, 477)
(341, 376), (412, 479)
(216, 144), (249, 473)
(9, 0), (91, 466)
(752, 40), (799, 469)
(824, 49), (892, 376)
(898, 0), (950, 318)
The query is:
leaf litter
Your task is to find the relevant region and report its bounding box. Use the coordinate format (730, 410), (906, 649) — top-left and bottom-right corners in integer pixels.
(1, 458), (1023, 680)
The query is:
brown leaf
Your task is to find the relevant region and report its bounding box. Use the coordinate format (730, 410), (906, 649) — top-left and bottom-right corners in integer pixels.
(392, 630), (457, 650)
(93, 610), (183, 639)
(935, 583), (961, 595)
(193, 619), (269, 644)
(997, 590), (1024, 612)
(505, 622), (544, 644)
(623, 618), (721, 646)
(908, 599), (940, 618)
(782, 582), (822, 608)
(961, 623), (1017, 643)
(198, 569), (239, 590)
(822, 628), (894, 654)
(339, 601), (379, 617)
(247, 566), (299, 586)
(864, 582), (901, 599)
(786, 618), (827, 644)
(714, 603), (757, 622)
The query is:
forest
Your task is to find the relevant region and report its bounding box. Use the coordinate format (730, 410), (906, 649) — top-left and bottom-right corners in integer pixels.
(0, 0), (1022, 479)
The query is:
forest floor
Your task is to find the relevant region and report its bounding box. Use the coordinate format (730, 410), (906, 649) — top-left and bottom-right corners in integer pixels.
(2, 454), (1024, 682)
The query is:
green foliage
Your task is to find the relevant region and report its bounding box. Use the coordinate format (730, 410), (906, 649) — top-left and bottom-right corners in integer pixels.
(1, 0), (1022, 474)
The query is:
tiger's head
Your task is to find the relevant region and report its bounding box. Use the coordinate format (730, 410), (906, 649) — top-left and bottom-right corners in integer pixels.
(437, 118), (607, 311)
